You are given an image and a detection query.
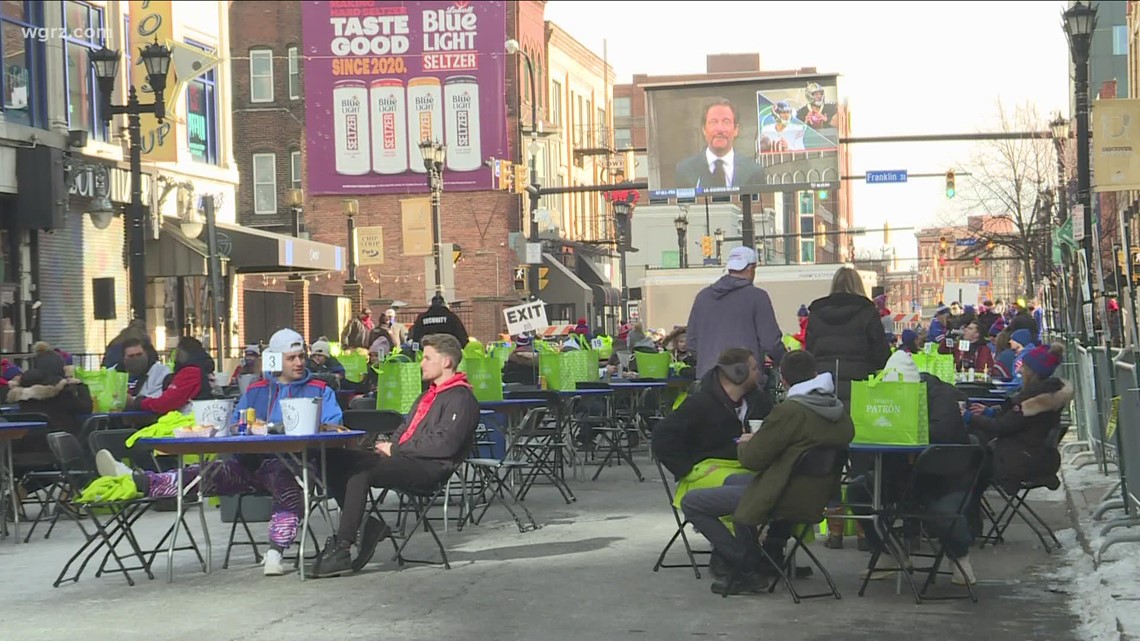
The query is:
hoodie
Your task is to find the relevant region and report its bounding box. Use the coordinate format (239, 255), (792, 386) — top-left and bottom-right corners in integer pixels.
(733, 371), (855, 526)
(390, 373), (480, 473)
(686, 274), (786, 380)
(233, 369), (343, 427)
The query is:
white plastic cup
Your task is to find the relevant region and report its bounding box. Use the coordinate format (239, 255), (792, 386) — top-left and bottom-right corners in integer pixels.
(748, 420), (763, 433)
(280, 397), (321, 435)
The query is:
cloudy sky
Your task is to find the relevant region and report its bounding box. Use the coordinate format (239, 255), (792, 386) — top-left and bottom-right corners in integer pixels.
(544, 0), (1074, 264)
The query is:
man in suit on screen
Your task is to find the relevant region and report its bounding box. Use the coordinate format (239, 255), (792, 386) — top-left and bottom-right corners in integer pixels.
(674, 98), (765, 192)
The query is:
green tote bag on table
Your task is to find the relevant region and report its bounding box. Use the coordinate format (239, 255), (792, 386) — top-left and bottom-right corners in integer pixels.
(75, 369), (130, 413)
(458, 356), (504, 402)
(375, 355), (422, 414)
(849, 370), (930, 446)
(635, 352), (673, 379)
(539, 350), (594, 391)
(913, 349), (956, 384)
(339, 350), (369, 384)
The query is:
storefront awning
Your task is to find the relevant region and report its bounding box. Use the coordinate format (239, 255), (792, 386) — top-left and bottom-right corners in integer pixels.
(542, 253), (591, 312)
(214, 222), (346, 274)
(575, 257), (622, 307)
(147, 221), (224, 277)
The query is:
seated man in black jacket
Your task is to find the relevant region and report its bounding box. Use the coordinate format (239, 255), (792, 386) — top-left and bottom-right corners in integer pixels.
(313, 333), (480, 578)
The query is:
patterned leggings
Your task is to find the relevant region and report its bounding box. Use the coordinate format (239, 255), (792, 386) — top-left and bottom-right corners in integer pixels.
(143, 458), (303, 549)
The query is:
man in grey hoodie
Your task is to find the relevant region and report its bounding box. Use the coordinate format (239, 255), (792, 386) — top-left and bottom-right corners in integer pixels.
(686, 246), (786, 380)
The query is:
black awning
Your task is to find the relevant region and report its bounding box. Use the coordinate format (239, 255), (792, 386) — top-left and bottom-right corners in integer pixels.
(575, 257), (621, 306)
(149, 221), (221, 277)
(214, 222), (346, 274)
(542, 253), (592, 311)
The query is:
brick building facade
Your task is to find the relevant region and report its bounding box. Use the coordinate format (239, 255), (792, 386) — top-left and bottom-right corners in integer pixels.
(229, 1), (550, 344)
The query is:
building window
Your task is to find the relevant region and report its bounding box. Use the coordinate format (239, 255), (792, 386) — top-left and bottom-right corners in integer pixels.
(252, 153), (277, 214)
(800, 239), (816, 264)
(0, 1), (43, 127)
(62, 1), (105, 140)
(614, 127), (632, 149)
(798, 191), (814, 215)
(1114, 25), (1129, 56)
(287, 46), (300, 99)
(290, 150), (301, 189)
(185, 40), (218, 165)
(249, 48), (274, 103)
(614, 96), (630, 118)
(550, 80), (562, 127)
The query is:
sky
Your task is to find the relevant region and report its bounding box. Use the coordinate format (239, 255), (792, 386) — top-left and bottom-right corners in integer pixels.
(543, 0), (1074, 266)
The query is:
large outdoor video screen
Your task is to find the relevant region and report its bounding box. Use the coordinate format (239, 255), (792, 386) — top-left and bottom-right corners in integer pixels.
(646, 75), (841, 198)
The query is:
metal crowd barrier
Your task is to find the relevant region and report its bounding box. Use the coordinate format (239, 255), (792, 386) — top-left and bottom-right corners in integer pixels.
(1096, 352), (1140, 559)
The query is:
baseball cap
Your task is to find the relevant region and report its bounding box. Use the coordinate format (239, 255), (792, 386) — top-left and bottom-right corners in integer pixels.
(726, 247), (758, 271)
(311, 340), (331, 356)
(268, 328), (305, 355)
(244, 345), (260, 356)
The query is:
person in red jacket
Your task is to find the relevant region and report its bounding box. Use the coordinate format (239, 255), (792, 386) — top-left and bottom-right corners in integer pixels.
(126, 336), (215, 414)
(954, 321), (994, 374)
(792, 304), (809, 346)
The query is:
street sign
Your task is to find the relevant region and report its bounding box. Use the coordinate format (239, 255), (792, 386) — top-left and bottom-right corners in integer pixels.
(525, 242), (542, 265)
(1073, 205), (1085, 242)
(955, 238), (977, 247)
(865, 170), (908, 184)
(503, 301), (549, 336)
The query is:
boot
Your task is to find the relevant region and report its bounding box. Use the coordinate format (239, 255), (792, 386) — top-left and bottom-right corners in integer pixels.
(824, 508), (845, 549)
(758, 541), (814, 579)
(708, 551), (732, 581)
(711, 569), (770, 596)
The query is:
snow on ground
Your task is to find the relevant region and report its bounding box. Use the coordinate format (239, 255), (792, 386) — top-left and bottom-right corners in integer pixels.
(1049, 462), (1140, 641)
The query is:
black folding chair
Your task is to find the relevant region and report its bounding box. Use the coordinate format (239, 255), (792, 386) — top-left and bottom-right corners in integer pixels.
(650, 456), (709, 579)
(465, 408), (544, 533)
(980, 425), (1067, 553)
(752, 446), (848, 603)
(859, 444), (987, 604)
(3, 413), (76, 542)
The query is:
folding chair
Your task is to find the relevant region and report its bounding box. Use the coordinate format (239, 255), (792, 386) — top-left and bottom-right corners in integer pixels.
(650, 456), (709, 579)
(572, 384), (644, 482)
(2, 413), (76, 542)
(749, 446), (848, 603)
(980, 425), (1067, 553)
(465, 408), (544, 533)
(513, 406), (576, 504)
(859, 444), (987, 604)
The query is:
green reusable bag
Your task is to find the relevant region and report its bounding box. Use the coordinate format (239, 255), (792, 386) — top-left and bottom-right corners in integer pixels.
(490, 343), (513, 368)
(849, 370), (930, 446)
(589, 336), (614, 360)
(463, 339), (485, 361)
(75, 369), (130, 413)
(534, 340), (559, 355)
(459, 357), (504, 402)
(375, 357), (423, 414)
(328, 342), (342, 358)
(539, 350), (594, 391)
(339, 350), (369, 383)
(635, 351), (673, 379)
(912, 351), (955, 384)
(782, 334), (803, 352)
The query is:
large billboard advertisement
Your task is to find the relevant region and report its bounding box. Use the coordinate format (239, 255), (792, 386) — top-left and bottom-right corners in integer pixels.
(646, 75), (841, 198)
(301, 1), (508, 195)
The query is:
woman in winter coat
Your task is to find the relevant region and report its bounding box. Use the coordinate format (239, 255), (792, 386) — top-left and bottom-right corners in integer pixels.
(964, 343), (1073, 493)
(8, 345), (94, 468)
(804, 267), (891, 405)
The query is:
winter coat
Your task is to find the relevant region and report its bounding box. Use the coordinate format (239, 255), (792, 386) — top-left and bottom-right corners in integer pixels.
(137, 351), (215, 415)
(652, 368), (774, 481)
(733, 373), (855, 526)
(234, 370), (344, 427)
(341, 318), (370, 349)
(390, 374), (480, 477)
(1008, 312), (1038, 337)
(7, 378), (94, 463)
(804, 292), (891, 403)
(687, 275), (786, 380)
(967, 377), (1073, 493)
(955, 340), (995, 374)
(977, 311), (1000, 337)
(410, 305), (469, 346)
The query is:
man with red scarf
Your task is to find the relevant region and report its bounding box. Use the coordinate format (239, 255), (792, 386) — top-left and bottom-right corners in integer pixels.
(313, 333), (479, 578)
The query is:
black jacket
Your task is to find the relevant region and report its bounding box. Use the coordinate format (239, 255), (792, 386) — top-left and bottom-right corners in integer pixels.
(410, 305), (469, 345)
(977, 311), (1000, 337)
(804, 293), (891, 402)
(1008, 312), (1039, 337)
(651, 369), (773, 480)
(390, 379), (480, 476)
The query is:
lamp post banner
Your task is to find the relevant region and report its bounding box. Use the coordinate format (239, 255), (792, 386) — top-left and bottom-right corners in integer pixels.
(1092, 98), (1140, 192)
(127, 0), (176, 162)
(301, 0), (509, 195)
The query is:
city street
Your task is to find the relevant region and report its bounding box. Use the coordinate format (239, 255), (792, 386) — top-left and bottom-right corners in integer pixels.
(1, 454), (1081, 641)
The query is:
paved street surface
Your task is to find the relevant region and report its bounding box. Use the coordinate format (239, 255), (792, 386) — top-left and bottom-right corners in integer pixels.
(1, 456), (1081, 641)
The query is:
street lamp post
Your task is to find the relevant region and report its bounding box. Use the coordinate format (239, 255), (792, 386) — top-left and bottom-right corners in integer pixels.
(1050, 115), (1076, 333)
(612, 199), (632, 321)
(90, 42), (172, 322)
(418, 140), (446, 297)
(1063, 0), (1098, 344)
(674, 215), (689, 268)
(342, 199), (359, 285)
(506, 39), (541, 301)
(714, 228), (725, 264)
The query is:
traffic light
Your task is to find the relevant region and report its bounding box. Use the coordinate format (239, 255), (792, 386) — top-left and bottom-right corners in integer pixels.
(701, 235), (713, 257)
(986, 240), (995, 252)
(497, 160), (513, 191)
(939, 236), (948, 251)
(538, 266), (549, 290)
(513, 266), (526, 290)
(512, 164), (528, 195)
(945, 170), (956, 199)
(974, 256), (981, 266)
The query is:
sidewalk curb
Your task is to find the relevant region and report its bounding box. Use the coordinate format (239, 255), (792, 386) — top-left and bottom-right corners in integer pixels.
(1062, 466), (1128, 641)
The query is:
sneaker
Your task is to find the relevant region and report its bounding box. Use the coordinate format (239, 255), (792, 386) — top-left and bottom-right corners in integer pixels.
(711, 570), (770, 596)
(263, 549), (286, 576)
(951, 555), (977, 586)
(95, 449), (132, 478)
(352, 517), (392, 572)
(859, 554), (912, 581)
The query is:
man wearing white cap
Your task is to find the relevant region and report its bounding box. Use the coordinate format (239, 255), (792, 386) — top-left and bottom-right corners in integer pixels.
(686, 246), (785, 381)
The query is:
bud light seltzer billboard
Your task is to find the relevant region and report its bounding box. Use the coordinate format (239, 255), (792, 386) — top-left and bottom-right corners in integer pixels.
(301, 1), (508, 194)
